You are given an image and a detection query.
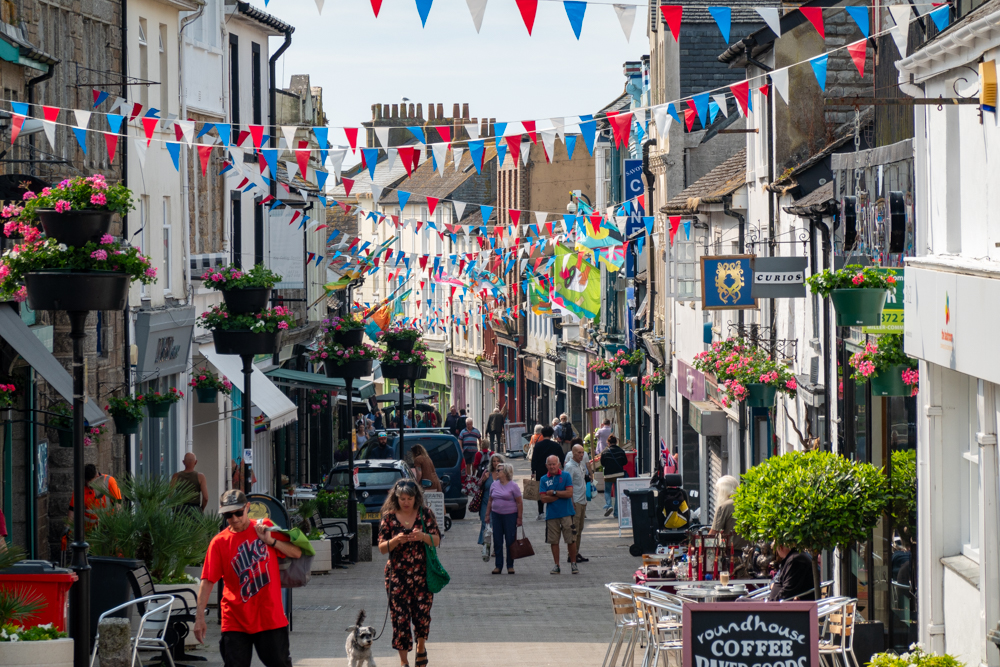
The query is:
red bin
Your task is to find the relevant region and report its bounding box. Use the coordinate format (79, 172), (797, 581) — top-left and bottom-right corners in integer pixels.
(0, 560), (78, 632)
(624, 450), (638, 478)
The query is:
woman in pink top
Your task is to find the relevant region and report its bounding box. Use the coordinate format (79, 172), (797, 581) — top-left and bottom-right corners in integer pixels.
(484, 463), (523, 574)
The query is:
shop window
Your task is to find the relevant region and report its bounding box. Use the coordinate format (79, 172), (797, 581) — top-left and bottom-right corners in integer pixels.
(137, 376), (179, 479)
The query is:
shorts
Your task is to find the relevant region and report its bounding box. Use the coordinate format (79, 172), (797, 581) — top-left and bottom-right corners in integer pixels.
(545, 516), (577, 545)
(463, 449), (476, 465)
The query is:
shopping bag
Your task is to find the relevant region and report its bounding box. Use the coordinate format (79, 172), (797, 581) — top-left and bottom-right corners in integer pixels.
(468, 485), (484, 513)
(586, 480), (595, 502)
(522, 478), (540, 501)
(421, 511), (450, 593)
(481, 524), (493, 562)
(510, 526), (535, 560)
(270, 526), (315, 588)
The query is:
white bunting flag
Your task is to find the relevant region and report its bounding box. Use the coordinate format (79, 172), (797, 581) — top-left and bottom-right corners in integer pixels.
(465, 0), (488, 33)
(453, 201), (466, 222)
(329, 148), (347, 182)
(550, 117), (565, 140)
(133, 138), (148, 169)
(465, 123), (480, 141)
(652, 104), (670, 137)
(540, 129), (556, 162)
(386, 147), (398, 173)
(374, 127), (390, 148)
(769, 68), (790, 105)
(315, 0), (324, 13)
(285, 160), (299, 182)
(613, 4), (637, 41)
(281, 125), (297, 150)
(889, 5), (911, 59)
(175, 120), (195, 145)
(109, 97), (127, 114)
(452, 147), (465, 170)
(534, 211), (548, 228)
(756, 7), (781, 36)
(41, 115), (57, 150)
(431, 142), (448, 175)
(519, 138), (531, 165)
(370, 183), (383, 204)
(74, 109), (92, 132)
(161, 113), (177, 133)
(712, 94), (729, 118)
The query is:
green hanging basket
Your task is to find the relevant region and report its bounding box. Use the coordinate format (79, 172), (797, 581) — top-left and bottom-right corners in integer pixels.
(745, 383), (777, 408)
(830, 288), (888, 327)
(112, 414), (141, 435)
(147, 402), (172, 419)
(196, 386), (219, 404)
(870, 364), (911, 397)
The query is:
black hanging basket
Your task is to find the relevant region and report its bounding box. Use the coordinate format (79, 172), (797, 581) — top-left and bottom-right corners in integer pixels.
(418, 367), (428, 380)
(332, 329), (365, 347)
(382, 362), (420, 380)
(384, 337), (416, 354)
(324, 358), (373, 379)
(112, 414), (141, 435)
(36, 209), (113, 247)
(196, 386), (219, 403)
(26, 270), (130, 311)
(212, 329), (279, 356)
(146, 401), (173, 418)
(221, 287), (272, 315)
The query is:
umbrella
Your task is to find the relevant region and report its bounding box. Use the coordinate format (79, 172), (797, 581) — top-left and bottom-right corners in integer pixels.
(374, 391), (433, 403)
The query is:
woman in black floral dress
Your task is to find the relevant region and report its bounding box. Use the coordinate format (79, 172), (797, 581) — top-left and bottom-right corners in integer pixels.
(378, 480), (441, 667)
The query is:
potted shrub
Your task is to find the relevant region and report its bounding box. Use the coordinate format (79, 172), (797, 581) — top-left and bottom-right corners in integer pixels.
(201, 263), (281, 314)
(608, 349), (645, 379)
(868, 645), (964, 667)
(199, 304), (295, 356)
(45, 402), (72, 445)
(888, 448), (917, 548)
(641, 369), (667, 396)
(15, 174), (133, 247)
(323, 313), (366, 347)
(378, 324), (421, 354)
(848, 334), (917, 397)
(190, 370), (232, 404)
(806, 264), (898, 327)
(311, 340), (379, 379)
(733, 450), (888, 596)
(105, 395), (144, 434)
(380, 345), (430, 381)
(142, 386), (184, 419)
(0, 545), (72, 666)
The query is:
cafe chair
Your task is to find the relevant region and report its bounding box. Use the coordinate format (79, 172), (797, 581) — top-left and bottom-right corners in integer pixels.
(818, 599), (860, 667)
(90, 594), (176, 667)
(604, 583), (642, 667)
(634, 595), (684, 667)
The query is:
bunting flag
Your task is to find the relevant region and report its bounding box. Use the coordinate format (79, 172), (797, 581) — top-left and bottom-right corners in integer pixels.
(810, 54), (829, 91)
(612, 4), (636, 41)
(669, 216), (681, 244)
(515, 0), (537, 34)
(427, 196), (439, 216)
(564, 1), (586, 39)
(770, 68), (790, 104)
(9, 106), (27, 144)
(565, 134), (577, 160)
(371, 0), (383, 17)
(928, 4), (949, 31)
(363, 147), (379, 178)
(660, 5), (682, 41)
(40, 106), (59, 149)
(579, 114), (596, 155)
(469, 140), (484, 173)
(692, 93), (709, 129)
(845, 6), (869, 38)
(92, 89), (109, 107)
(800, 6), (825, 39)
(712, 93), (729, 118)
(72, 110), (91, 154)
(729, 81), (750, 116)
(847, 40), (867, 77)
(398, 190), (411, 212)
(465, 0), (487, 31)
(344, 127), (359, 152)
(197, 144), (213, 176)
(105, 113), (124, 161)
(756, 7), (780, 36)
(415, 0), (433, 27)
(653, 104), (670, 137)
(667, 102), (682, 125)
(608, 111), (633, 148)
(166, 142), (181, 171)
(454, 200), (466, 221)
(480, 205), (494, 223)
(708, 6), (731, 43)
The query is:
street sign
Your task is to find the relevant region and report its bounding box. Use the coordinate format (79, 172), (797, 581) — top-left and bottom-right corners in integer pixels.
(598, 395), (609, 407)
(682, 602), (819, 667)
(624, 159), (645, 239)
(751, 256), (808, 299)
(594, 384), (611, 395)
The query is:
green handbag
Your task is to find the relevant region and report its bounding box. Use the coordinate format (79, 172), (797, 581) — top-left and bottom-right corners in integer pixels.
(421, 510), (450, 594)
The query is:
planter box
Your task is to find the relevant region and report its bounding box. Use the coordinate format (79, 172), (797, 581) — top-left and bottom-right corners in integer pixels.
(212, 329), (279, 356)
(0, 637), (73, 667)
(37, 208), (112, 246)
(310, 539), (332, 573)
(26, 270), (130, 312)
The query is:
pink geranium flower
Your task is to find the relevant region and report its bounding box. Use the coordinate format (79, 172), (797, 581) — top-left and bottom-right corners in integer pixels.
(54, 200), (72, 213)
(91, 249), (108, 260)
(90, 193), (107, 206)
(851, 273), (864, 286)
(100, 234), (115, 244)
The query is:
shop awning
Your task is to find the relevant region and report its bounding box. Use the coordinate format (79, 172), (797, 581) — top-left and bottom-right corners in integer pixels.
(374, 391), (433, 403)
(264, 368), (376, 400)
(199, 343), (297, 429)
(0, 305), (107, 425)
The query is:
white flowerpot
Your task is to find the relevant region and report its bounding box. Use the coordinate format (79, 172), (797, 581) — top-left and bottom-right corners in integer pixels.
(310, 539), (332, 573)
(0, 637), (73, 667)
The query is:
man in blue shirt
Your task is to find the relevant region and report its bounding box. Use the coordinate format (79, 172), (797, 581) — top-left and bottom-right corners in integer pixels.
(539, 455), (578, 574)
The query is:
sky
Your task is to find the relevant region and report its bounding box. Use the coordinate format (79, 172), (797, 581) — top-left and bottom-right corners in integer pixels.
(251, 0), (648, 145)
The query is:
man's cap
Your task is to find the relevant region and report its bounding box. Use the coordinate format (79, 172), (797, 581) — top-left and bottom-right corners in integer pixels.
(219, 489), (247, 513)
(378, 431), (387, 438)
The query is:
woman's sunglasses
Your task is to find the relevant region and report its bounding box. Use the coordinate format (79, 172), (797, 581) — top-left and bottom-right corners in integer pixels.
(395, 480), (417, 490)
(223, 508), (245, 520)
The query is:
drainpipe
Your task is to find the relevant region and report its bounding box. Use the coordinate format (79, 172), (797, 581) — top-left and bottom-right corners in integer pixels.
(268, 27), (294, 205)
(724, 200), (747, 470)
(25, 65), (56, 178)
(812, 216), (832, 450)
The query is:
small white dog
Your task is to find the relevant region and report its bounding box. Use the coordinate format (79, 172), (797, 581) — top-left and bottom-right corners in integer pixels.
(346, 609), (377, 667)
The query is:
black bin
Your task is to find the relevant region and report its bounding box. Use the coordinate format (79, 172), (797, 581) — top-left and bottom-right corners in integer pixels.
(625, 488), (657, 557)
(90, 556), (144, 646)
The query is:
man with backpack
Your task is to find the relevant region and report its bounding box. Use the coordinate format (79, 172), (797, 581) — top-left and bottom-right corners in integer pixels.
(599, 436), (628, 518)
(555, 414), (575, 450)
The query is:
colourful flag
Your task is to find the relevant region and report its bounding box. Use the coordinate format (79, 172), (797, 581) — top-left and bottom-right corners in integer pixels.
(551, 244), (601, 320)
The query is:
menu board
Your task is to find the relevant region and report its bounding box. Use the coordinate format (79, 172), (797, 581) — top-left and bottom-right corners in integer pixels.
(682, 602), (818, 667)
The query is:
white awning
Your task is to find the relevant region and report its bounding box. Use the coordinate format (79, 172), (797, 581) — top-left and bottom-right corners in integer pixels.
(199, 343), (298, 429)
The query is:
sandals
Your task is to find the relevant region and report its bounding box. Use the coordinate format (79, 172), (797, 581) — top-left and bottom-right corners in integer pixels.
(416, 650), (428, 667)
(492, 568), (502, 574)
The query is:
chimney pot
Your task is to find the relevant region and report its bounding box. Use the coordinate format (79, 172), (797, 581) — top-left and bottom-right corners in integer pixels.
(371, 104), (378, 120)
(392, 104), (399, 118)
(428, 104), (436, 121)
(437, 103), (445, 119)
(382, 104), (389, 118)
(416, 103), (423, 119)
(462, 103), (470, 120)
(408, 103), (415, 118)
(452, 103), (460, 118)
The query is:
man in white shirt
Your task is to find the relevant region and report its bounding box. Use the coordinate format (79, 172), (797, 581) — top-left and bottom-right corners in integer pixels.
(564, 445), (590, 564)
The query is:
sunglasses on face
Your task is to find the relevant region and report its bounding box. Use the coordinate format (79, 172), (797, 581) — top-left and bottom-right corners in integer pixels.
(223, 508), (245, 520)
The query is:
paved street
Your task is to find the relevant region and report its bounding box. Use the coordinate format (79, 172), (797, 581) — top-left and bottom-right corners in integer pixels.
(189, 456), (638, 666)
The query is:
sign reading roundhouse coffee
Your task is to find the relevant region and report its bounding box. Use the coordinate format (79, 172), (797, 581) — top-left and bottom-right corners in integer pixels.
(683, 602), (818, 667)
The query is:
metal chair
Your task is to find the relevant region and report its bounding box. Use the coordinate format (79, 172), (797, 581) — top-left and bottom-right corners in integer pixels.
(818, 599), (860, 667)
(127, 564), (203, 662)
(634, 595), (684, 667)
(90, 594), (176, 667)
(604, 583), (641, 667)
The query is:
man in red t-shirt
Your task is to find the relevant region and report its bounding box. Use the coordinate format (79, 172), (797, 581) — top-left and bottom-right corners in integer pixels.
(194, 490), (302, 667)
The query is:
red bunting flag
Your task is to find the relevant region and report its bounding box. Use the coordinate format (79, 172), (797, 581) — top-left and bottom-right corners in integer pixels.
(515, 0), (537, 34)
(42, 106), (59, 124)
(129, 103), (143, 123)
(236, 130), (250, 147)
(509, 210), (521, 227)
(590, 214), (602, 234)
(684, 107), (697, 132)
(607, 111), (633, 148)
(296, 141), (311, 180)
(760, 84), (770, 98)
(290, 211), (302, 226)
(92, 89), (103, 105)
(344, 127), (359, 152)
(10, 113), (24, 144)
(436, 125), (451, 146)
(142, 117), (158, 146)
(522, 121), (537, 144)
(505, 136), (521, 166)
(427, 196), (439, 216)
(105, 132), (120, 162)
(660, 5), (683, 41)
(669, 216), (681, 245)
(848, 40), (867, 77)
(398, 146), (414, 176)
(342, 178), (354, 197)
(799, 7), (825, 39)
(638, 194), (645, 211)
(249, 124), (265, 148)
(729, 81), (750, 116)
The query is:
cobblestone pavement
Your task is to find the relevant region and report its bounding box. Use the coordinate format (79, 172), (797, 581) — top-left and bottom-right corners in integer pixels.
(185, 455), (640, 666)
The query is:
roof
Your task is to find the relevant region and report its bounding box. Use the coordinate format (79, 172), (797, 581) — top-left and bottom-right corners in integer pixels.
(673, 0), (781, 24)
(0, 21), (58, 68)
(327, 152), (410, 200)
(899, 0), (1000, 75)
(597, 93), (632, 130)
(228, 1), (293, 34)
(660, 149), (747, 214)
(378, 145), (498, 207)
(718, 0), (828, 66)
(783, 180), (837, 217)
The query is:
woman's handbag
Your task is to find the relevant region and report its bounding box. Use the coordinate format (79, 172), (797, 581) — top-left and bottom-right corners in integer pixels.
(522, 478), (540, 501)
(421, 511), (450, 593)
(468, 485), (484, 513)
(510, 526), (534, 560)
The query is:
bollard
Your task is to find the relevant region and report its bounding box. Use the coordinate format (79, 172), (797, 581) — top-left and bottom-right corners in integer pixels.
(97, 616), (132, 667)
(357, 523), (373, 562)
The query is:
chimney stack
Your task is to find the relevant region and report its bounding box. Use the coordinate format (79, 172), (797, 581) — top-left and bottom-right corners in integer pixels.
(452, 103), (460, 118)
(391, 104), (398, 118)
(437, 103), (445, 119)
(416, 103), (423, 119)
(382, 104), (389, 118)
(428, 104), (436, 121)
(462, 103), (470, 120)
(371, 104), (379, 120)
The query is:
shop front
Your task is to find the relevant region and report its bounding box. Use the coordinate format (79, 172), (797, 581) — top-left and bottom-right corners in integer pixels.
(523, 355), (541, 430)
(414, 350), (448, 418)
(565, 349), (588, 439)
(450, 359), (483, 427)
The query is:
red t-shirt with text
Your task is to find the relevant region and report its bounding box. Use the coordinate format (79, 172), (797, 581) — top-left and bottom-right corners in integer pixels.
(201, 519), (288, 633)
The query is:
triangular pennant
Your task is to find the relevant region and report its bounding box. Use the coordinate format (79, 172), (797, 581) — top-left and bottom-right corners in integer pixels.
(371, 183), (383, 204)
(72, 126), (88, 153)
(105, 113), (124, 160)
(563, 1), (586, 39)
(176, 119), (195, 144)
(260, 148), (278, 179)
(684, 106), (697, 132)
(435, 125), (452, 145)
(142, 116), (158, 146)
(712, 93), (729, 118)
(756, 7), (781, 36)
(480, 205), (494, 223)
(315, 0), (324, 13)
(249, 124), (265, 148)
(452, 147), (464, 170)
(770, 68), (790, 105)
(374, 127), (390, 148)
(415, 0), (433, 27)
(928, 4), (949, 31)
(496, 140), (509, 168)
(133, 139), (148, 169)
(509, 210), (521, 227)
(280, 124), (297, 149)
(342, 177), (355, 197)
(427, 196), (439, 216)
(40, 106), (58, 149)
(579, 114), (596, 155)
(344, 127), (359, 152)
(362, 147), (379, 179)
(708, 99), (720, 123)
(847, 41), (867, 77)
(197, 144), (213, 177)
(465, 0), (488, 32)
(92, 89), (109, 107)
(708, 7), (731, 43)
(729, 82), (750, 116)
(845, 6), (869, 38)
(667, 103), (682, 125)
(800, 7), (825, 39)
(465, 123), (480, 141)
(519, 138), (531, 165)
(564, 134), (577, 160)
(166, 142), (181, 171)
(540, 129), (556, 162)
(522, 120), (537, 144)
(469, 140), (484, 173)
(810, 54), (829, 91)
(612, 4), (636, 41)
(285, 160), (299, 182)
(692, 93), (709, 129)
(659, 5), (682, 41)
(515, 0), (537, 35)
(453, 201), (467, 221)
(398, 145), (415, 176)
(431, 142), (448, 174)
(297, 140), (312, 179)
(888, 5), (911, 58)
(329, 149), (347, 181)
(408, 126), (426, 144)
(608, 111), (632, 148)
(370, 0), (383, 17)
(652, 105), (670, 137)
(759, 84), (770, 98)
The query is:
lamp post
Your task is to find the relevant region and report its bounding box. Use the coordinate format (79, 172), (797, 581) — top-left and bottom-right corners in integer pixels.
(68, 311), (90, 667)
(344, 374), (358, 562)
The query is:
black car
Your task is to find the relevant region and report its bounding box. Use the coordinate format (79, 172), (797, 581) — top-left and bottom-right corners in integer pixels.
(324, 460), (413, 542)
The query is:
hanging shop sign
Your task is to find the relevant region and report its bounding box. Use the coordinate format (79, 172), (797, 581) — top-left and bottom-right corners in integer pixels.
(700, 255), (757, 310)
(624, 159), (645, 239)
(751, 257), (808, 299)
(682, 602), (819, 667)
(677, 359), (705, 403)
(689, 400), (726, 436)
(862, 267), (904, 334)
(566, 350), (587, 388)
(523, 356), (540, 383)
(542, 360), (557, 388)
(134, 307), (196, 377)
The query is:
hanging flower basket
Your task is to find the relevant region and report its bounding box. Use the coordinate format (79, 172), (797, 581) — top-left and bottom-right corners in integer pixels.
(144, 387), (183, 418)
(870, 364), (910, 397)
(323, 314), (366, 347)
(382, 362), (420, 380)
(190, 369), (231, 402)
(212, 330), (279, 356)
(36, 209), (113, 247)
(418, 366), (429, 380)
(196, 386), (219, 403)
(333, 328), (364, 347)
(745, 383), (778, 407)
(324, 358), (373, 379)
(25, 270), (130, 311)
(106, 395), (144, 435)
(113, 414), (141, 434)
(830, 289), (889, 327)
(202, 264), (281, 313)
(221, 287), (272, 315)
(806, 265), (897, 328)
(200, 304), (293, 356)
(379, 325), (421, 354)
(641, 370), (666, 396)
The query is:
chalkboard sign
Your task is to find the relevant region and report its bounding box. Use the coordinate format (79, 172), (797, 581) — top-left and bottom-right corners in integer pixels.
(683, 602), (818, 667)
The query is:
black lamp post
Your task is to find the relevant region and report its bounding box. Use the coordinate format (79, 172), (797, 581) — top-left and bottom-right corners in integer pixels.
(343, 373), (359, 562)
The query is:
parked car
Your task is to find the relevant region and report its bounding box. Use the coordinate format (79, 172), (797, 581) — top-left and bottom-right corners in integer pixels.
(323, 460), (413, 542)
(357, 432), (468, 520)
